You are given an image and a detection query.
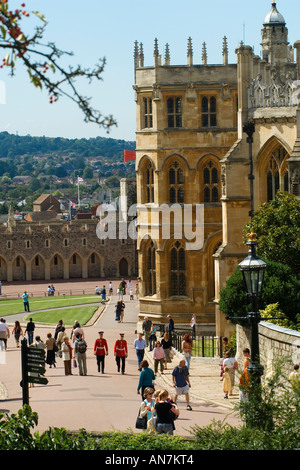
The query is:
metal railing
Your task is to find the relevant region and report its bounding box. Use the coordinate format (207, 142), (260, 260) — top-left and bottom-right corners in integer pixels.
(171, 330), (221, 358)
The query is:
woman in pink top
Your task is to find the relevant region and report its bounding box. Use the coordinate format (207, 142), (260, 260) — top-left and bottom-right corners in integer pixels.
(152, 340), (165, 374)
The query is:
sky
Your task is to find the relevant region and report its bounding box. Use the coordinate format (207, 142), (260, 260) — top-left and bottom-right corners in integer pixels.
(1, 0), (299, 142)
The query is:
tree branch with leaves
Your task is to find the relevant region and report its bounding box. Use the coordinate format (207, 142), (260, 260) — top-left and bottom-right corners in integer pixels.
(0, 0), (117, 130)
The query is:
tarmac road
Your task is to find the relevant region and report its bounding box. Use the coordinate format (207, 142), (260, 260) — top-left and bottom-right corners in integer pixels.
(0, 280), (241, 437)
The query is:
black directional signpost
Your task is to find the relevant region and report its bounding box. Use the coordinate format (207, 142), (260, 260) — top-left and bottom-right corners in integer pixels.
(21, 337), (48, 405)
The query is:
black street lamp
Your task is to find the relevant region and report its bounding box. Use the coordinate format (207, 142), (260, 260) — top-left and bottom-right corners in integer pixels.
(226, 233), (266, 385)
(238, 233), (266, 382)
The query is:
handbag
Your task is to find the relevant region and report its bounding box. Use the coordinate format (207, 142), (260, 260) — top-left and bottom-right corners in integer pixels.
(73, 358), (77, 368)
(135, 411), (147, 430)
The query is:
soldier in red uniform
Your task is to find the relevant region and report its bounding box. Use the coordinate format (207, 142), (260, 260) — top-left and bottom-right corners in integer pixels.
(94, 331), (108, 374)
(114, 333), (128, 374)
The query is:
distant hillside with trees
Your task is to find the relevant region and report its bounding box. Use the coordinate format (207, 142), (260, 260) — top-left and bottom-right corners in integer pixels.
(0, 132), (136, 161)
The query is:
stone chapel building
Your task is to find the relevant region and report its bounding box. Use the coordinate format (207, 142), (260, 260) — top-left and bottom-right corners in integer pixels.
(133, 2), (300, 337)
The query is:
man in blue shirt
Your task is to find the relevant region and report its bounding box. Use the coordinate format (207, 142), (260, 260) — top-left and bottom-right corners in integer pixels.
(172, 358), (192, 410)
(22, 291), (30, 312)
(134, 333), (147, 370)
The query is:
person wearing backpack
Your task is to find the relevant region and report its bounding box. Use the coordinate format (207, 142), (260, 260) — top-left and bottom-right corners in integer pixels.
(74, 333), (87, 376)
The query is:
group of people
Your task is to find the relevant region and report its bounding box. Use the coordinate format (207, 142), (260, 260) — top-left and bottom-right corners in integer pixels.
(116, 279), (139, 300)
(136, 357), (193, 435)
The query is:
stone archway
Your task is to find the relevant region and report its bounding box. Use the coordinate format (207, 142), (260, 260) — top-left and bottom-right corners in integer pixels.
(0, 256), (7, 281)
(12, 255), (26, 281)
(69, 253), (82, 278)
(31, 255), (45, 280)
(50, 253), (64, 279)
(119, 257), (128, 276)
(88, 252), (101, 278)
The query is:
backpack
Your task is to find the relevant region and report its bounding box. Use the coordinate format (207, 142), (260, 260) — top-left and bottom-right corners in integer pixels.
(77, 339), (87, 354)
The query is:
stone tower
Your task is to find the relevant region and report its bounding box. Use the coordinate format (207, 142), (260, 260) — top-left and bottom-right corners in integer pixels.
(133, 2), (300, 336)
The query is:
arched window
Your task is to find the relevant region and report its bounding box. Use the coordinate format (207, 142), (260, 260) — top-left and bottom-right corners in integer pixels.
(146, 162), (154, 203)
(170, 241), (186, 296)
(202, 96), (217, 127)
(147, 241), (156, 295)
(202, 160), (220, 202)
(169, 161), (184, 203)
(167, 97), (182, 128)
(266, 147), (288, 201)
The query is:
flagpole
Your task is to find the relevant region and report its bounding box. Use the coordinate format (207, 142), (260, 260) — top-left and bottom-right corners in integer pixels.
(78, 177), (80, 208)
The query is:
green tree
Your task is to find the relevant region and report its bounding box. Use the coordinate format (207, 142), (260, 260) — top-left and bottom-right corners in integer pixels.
(244, 192), (300, 274)
(219, 261), (300, 328)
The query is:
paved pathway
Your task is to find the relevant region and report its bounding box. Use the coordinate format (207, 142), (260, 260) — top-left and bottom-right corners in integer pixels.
(0, 280), (241, 436)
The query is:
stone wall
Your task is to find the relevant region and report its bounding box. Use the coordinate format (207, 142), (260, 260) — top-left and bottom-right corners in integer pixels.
(236, 321), (300, 377)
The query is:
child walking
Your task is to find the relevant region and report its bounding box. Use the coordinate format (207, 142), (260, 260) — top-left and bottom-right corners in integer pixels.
(222, 366), (232, 399)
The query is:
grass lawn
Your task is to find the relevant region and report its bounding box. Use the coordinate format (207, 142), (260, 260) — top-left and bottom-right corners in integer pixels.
(24, 305), (100, 326)
(0, 295), (105, 316)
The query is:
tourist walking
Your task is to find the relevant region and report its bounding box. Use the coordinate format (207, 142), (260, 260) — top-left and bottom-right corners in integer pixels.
(0, 318), (10, 350)
(114, 333), (128, 374)
(61, 337), (73, 375)
(154, 389), (179, 435)
(54, 320), (64, 341)
(167, 315), (175, 338)
(56, 327), (67, 357)
(223, 350), (237, 393)
(148, 325), (157, 351)
(222, 366), (232, 399)
(134, 333), (147, 370)
(115, 300), (125, 323)
(172, 358), (192, 410)
(25, 318), (35, 346)
(45, 332), (56, 368)
(94, 331), (108, 374)
(181, 333), (193, 371)
(12, 320), (23, 348)
(101, 285), (106, 300)
(239, 348), (251, 402)
(142, 316), (152, 346)
(117, 283), (123, 300)
(71, 321), (84, 342)
(74, 333), (87, 376)
(190, 314), (196, 337)
(161, 332), (172, 369)
(22, 291), (30, 312)
(152, 340), (165, 374)
(137, 360), (156, 397)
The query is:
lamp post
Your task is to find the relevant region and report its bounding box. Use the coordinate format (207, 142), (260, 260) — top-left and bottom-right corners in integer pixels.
(226, 233), (266, 385)
(238, 233), (266, 383)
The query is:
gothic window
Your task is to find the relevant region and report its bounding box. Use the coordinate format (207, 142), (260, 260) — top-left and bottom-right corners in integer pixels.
(147, 241), (156, 295)
(203, 160), (220, 202)
(143, 98), (153, 128)
(170, 241), (186, 296)
(202, 96), (217, 127)
(266, 147), (288, 201)
(35, 256), (39, 267)
(146, 162), (154, 203)
(91, 253), (96, 264)
(169, 161), (184, 203)
(167, 97), (182, 128)
(54, 255), (58, 266)
(72, 254), (77, 265)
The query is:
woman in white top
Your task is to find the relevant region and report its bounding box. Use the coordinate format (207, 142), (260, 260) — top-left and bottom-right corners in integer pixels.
(61, 337), (73, 375)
